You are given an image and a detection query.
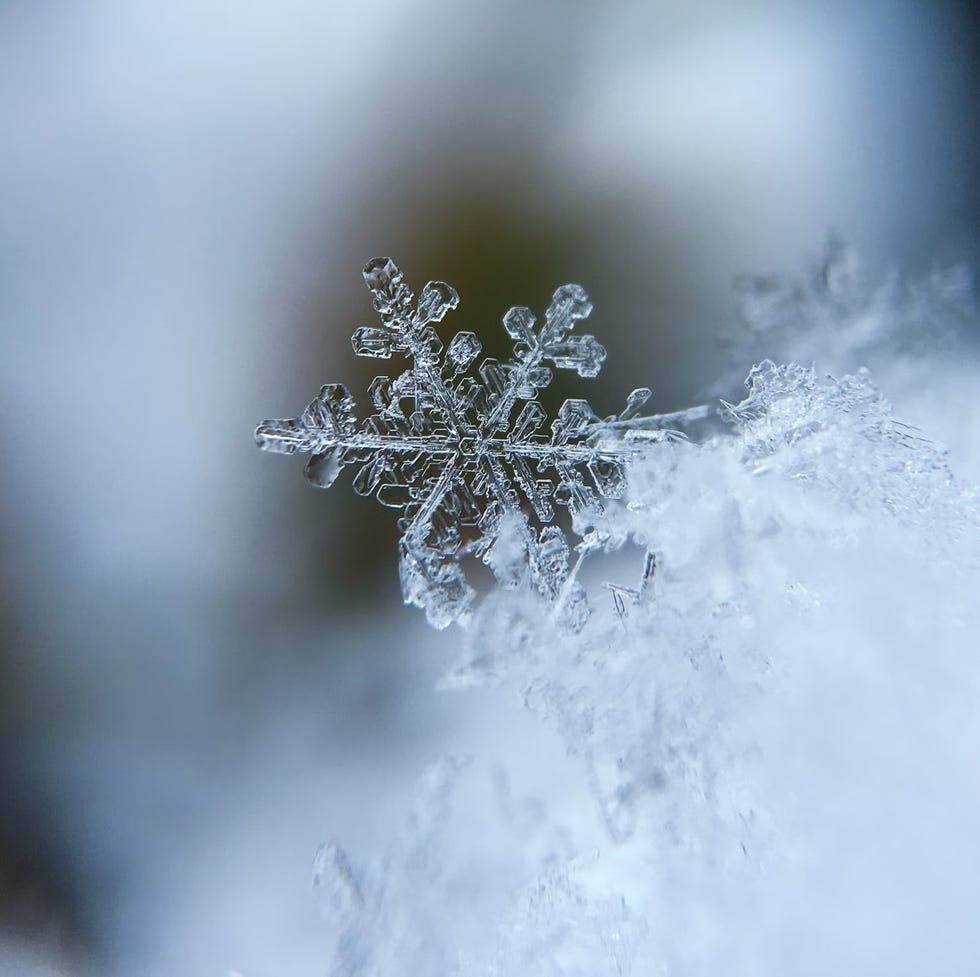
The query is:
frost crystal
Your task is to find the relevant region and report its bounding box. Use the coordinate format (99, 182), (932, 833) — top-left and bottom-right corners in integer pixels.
(256, 257), (705, 627)
(277, 248), (980, 976)
(310, 758), (647, 977)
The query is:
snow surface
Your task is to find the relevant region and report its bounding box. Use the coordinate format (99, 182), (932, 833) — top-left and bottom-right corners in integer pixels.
(313, 249), (980, 976)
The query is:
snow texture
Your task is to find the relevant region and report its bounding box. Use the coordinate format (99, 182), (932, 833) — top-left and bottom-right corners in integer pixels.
(261, 250), (980, 975)
(255, 257), (706, 629)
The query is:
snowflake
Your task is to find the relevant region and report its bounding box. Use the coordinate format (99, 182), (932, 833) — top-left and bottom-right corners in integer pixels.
(255, 257), (704, 628)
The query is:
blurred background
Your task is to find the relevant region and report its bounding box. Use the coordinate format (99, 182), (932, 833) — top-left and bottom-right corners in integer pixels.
(1, 1), (977, 973)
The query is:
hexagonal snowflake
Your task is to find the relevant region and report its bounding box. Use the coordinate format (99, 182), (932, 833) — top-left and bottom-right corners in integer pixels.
(256, 258), (703, 627)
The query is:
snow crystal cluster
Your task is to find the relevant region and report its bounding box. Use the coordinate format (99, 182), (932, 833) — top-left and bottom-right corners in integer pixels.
(258, 247), (980, 975)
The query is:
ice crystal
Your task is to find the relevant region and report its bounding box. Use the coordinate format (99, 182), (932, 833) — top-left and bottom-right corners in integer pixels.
(256, 257), (705, 627)
(722, 236), (976, 389)
(451, 359), (978, 855)
(311, 758), (646, 977)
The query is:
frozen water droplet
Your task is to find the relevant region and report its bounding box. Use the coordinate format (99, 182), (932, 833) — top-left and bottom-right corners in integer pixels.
(304, 449), (342, 488)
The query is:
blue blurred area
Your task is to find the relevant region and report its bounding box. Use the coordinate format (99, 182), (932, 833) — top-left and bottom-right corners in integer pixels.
(0, 1), (976, 972)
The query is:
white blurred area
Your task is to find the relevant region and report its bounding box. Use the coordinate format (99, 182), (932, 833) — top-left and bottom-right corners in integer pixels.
(0, 1), (976, 973)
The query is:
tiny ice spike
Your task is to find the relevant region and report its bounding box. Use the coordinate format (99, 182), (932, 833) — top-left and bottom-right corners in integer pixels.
(256, 258), (702, 628)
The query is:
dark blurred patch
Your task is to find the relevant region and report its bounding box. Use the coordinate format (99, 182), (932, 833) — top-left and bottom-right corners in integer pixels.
(0, 515), (88, 966)
(0, 755), (91, 968)
(949, 0), (980, 266)
(0, 497), (69, 949)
